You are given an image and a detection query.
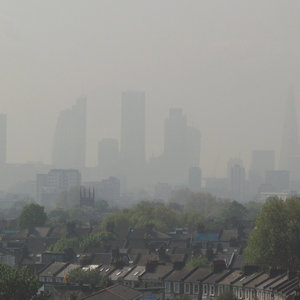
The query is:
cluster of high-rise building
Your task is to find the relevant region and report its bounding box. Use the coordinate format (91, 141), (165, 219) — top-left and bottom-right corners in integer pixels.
(1, 88), (300, 206)
(97, 92), (201, 193)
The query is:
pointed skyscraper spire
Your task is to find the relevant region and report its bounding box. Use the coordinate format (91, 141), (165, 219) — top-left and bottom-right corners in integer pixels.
(279, 86), (300, 179)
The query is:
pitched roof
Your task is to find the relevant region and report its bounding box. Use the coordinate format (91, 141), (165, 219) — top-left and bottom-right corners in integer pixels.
(165, 266), (197, 282)
(81, 284), (143, 300)
(244, 273), (269, 288)
(124, 266), (146, 282)
(203, 270), (232, 284)
(218, 270), (244, 285)
(39, 262), (68, 277)
(184, 267), (211, 283)
(109, 266), (135, 281)
(31, 227), (52, 238)
(141, 263), (174, 281)
(56, 264), (79, 278)
(232, 272), (261, 287)
(194, 233), (219, 242)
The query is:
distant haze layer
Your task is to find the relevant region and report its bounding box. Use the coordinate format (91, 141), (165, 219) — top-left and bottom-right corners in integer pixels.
(1, 1), (300, 176)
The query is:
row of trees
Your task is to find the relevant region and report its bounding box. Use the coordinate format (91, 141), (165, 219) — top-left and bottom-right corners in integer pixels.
(7, 190), (262, 233)
(48, 232), (115, 252)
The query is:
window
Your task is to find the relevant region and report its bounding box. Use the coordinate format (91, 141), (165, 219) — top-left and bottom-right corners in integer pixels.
(203, 284), (208, 295)
(165, 282), (171, 293)
(193, 284), (199, 294)
(257, 291), (261, 300)
(218, 285), (224, 295)
(174, 282), (180, 294)
(233, 287), (237, 297)
(251, 290), (255, 300)
(238, 288), (243, 299)
(210, 285), (215, 296)
(246, 289), (249, 299)
(184, 283), (191, 294)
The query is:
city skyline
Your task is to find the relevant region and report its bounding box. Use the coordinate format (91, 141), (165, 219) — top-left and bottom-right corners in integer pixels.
(0, 89), (299, 178)
(1, 1), (300, 177)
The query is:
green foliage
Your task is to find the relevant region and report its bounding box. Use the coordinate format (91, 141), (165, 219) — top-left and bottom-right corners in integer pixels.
(100, 202), (181, 232)
(47, 209), (69, 225)
(217, 290), (236, 300)
(80, 232), (115, 249)
(67, 268), (111, 288)
(18, 203), (47, 230)
(3, 197), (33, 219)
(245, 197), (300, 270)
(222, 201), (247, 222)
(48, 237), (79, 252)
(244, 201), (263, 220)
(0, 264), (41, 300)
(187, 256), (210, 268)
(95, 199), (109, 211)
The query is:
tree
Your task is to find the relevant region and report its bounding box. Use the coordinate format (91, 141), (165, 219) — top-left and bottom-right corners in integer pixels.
(48, 237), (79, 252)
(80, 232), (115, 249)
(18, 203), (47, 230)
(67, 268), (111, 289)
(187, 256), (210, 268)
(222, 201), (247, 225)
(95, 199), (109, 211)
(0, 264), (47, 300)
(245, 197), (300, 270)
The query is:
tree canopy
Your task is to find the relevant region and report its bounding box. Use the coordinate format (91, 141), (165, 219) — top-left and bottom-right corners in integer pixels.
(18, 203), (47, 230)
(67, 268), (111, 289)
(0, 264), (48, 300)
(245, 197), (300, 270)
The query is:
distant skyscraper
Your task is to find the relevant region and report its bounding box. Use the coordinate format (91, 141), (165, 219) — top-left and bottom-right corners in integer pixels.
(279, 87), (300, 179)
(98, 138), (119, 178)
(120, 91), (146, 189)
(163, 108), (201, 184)
(163, 108), (188, 184)
(227, 158), (245, 202)
(248, 150), (275, 200)
(0, 114), (7, 164)
(187, 126), (201, 168)
(52, 98), (86, 169)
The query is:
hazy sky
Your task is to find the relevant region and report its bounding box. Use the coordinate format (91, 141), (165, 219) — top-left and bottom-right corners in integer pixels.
(1, 1), (300, 177)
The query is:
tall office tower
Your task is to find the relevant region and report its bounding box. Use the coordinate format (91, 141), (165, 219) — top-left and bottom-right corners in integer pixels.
(279, 88), (300, 180)
(187, 126), (201, 168)
(248, 150), (275, 199)
(163, 108), (187, 184)
(163, 108), (201, 184)
(120, 91), (146, 189)
(0, 114), (7, 164)
(52, 98), (86, 170)
(227, 158), (246, 202)
(98, 138), (120, 178)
